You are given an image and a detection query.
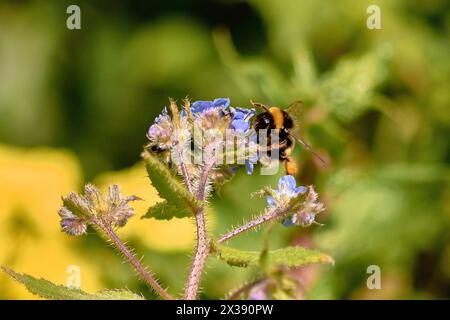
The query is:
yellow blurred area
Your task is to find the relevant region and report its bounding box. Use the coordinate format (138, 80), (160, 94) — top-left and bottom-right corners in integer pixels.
(94, 163), (196, 252)
(0, 144), (81, 236)
(0, 144), (102, 299)
(0, 144), (206, 298)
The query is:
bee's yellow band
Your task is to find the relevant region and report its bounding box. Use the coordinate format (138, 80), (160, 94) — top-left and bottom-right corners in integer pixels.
(269, 107), (284, 129)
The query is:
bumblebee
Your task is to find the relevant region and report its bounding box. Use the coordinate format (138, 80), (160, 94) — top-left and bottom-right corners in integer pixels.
(250, 100), (325, 175)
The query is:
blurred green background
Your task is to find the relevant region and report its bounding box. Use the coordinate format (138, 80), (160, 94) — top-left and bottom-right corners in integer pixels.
(0, 0), (449, 299)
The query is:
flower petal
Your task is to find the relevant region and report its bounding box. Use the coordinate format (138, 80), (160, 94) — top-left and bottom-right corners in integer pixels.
(212, 98), (230, 108)
(294, 186), (307, 194)
(191, 100), (213, 113)
(232, 119), (250, 132)
(282, 217), (296, 227)
(245, 160), (254, 175)
(232, 111), (245, 120)
(278, 175), (296, 191)
(266, 195), (277, 207)
(58, 207), (87, 236)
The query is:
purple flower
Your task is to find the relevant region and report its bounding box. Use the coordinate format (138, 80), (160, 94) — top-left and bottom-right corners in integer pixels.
(231, 119), (249, 132)
(189, 99), (255, 133)
(147, 107), (174, 151)
(248, 281), (269, 300)
(58, 184), (142, 236)
(107, 185), (142, 228)
(290, 186), (325, 227)
(191, 98), (230, 114)
(230, 107), (256, 133)
(245, 138), (259, 174)
(264, 175), (325, 228)
(58, 207), (87, 236)
(267, 175), (307, 209)
(229, 107), (257, 174)
(184, 98), (232, 132)
(147, 98), (260, 176)
(282, 217), (296, 227)
(245, 160), (256, 175)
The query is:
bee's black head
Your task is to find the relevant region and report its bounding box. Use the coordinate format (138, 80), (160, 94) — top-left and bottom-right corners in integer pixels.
(282, 111), (294, 129)
(253, 112), (274, 130)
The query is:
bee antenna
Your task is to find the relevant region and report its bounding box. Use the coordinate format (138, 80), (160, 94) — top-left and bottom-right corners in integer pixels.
(250, 100), (269, 112)
(294, 135), (327, 165)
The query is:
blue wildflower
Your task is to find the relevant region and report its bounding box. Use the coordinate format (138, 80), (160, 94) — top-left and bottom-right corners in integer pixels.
(290, 185), (325, 227)
(230, 107), (256, 133)
(267, 175), (307, 209)
(245, 159), (257, 175)
(191, 98), (230, 114)
(229, 107), (257, 173)
(245, 138), (258, 174)
(148, 98), (260, 176)
(282, 217), (296, 227)
(147, 107), (174, 151)
(265, 175), (324, 227)
(183, 98), (255, 134)
(58, 206), (87, 236)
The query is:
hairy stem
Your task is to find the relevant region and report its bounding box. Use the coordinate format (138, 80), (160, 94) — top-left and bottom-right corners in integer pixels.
(177, 143), (193, 193)
(96, 218), (174, 300)
(184, 156), (216, 300)
(184, 207), (208, 300)
(218, 207), (286, 244)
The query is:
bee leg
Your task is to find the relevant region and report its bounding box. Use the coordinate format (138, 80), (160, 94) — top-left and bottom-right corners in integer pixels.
(257, 140), (286, 154)
(284, 155), (298, 176)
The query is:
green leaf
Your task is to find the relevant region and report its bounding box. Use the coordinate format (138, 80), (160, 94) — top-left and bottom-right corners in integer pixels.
(95, 289), (145, 300)
(2, 266), (144, 300)
(144, 200), (192, 220)
(211, 243), (334, 268)
(142, 151), (201, 220)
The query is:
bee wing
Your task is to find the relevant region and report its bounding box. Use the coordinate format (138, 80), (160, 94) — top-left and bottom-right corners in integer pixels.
(286, 101), (327, 165)
(285, 100), (305, 122)
(285, 100), (305, 140)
